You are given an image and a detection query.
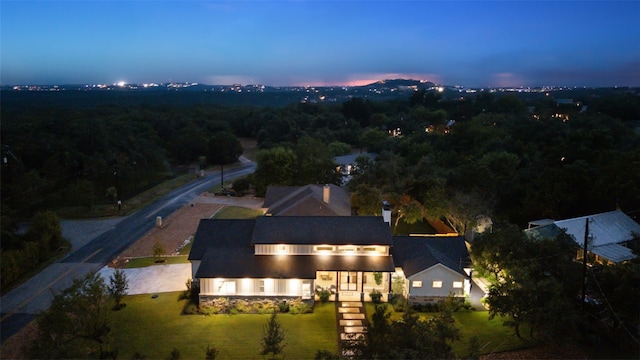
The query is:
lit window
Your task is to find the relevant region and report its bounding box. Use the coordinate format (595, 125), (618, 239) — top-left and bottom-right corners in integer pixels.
(412, 280), (422, 288)
(220, 281), (236, 294)
(432, 281), (442, 288)
(453, 281), (463, 289)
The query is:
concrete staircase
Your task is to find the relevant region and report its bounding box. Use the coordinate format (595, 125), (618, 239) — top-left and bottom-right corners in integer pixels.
(336, 301), (367, 355)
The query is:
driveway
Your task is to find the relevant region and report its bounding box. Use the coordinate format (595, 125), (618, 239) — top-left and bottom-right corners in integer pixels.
(97, 264), (192, 295)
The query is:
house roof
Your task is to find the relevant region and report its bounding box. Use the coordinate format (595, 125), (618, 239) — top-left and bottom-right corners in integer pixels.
(188, 219), (255, 261)
(552, 210), (640, 248)
(251, 216), (393, 245)
(263, 184), (351, 216)
(391, 235), (470, 277)
(524, 210), (640, 263)
(196, 250), (395, 279)
(334, 152), (375, 166)
(191, 217), (395, 279)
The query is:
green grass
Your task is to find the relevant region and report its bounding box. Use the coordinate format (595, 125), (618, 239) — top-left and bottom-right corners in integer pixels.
(111, 293), (337, 359)
(123, 256), (190, 268)
(213, 206), (264, 219)
(55, 172), (200, 219)
(364, 304), (535, 358)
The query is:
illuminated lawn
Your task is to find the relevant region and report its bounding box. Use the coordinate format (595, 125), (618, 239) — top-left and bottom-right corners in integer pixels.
(111, 292), (337, 359)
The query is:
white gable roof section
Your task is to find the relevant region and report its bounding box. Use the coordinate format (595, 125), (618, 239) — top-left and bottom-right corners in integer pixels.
(554, 210), (640, 263)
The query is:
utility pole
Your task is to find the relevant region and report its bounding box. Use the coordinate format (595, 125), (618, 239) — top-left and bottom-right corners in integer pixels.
(220, 163), (224, 190)
(581, 217), (589, 310)
(113, 155), (121, 213)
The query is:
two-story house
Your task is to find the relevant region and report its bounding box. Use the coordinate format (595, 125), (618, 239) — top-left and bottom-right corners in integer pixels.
(189, 216), (395, 304)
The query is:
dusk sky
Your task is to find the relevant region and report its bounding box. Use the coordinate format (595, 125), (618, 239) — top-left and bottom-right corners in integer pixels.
(2, 1), (639, 87)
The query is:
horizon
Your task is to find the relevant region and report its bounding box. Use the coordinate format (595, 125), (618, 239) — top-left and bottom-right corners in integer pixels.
(4, 77), (637, 90)
(2, 1), (639, 88)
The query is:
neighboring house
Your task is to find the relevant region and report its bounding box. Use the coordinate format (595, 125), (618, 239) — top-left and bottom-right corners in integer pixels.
(526, 210), (640, 264)
(188, 184), (473, 306)
(262, 184), (351, 216)
(334, 152), (375, 185)
(392, 235), (472, 305)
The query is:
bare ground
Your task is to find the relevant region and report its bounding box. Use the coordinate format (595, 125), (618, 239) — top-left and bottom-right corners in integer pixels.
(111, 193), (264, 264)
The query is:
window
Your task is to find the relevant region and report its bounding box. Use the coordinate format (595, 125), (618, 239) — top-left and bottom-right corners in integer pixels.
(432, 281), (442, 288)
(453, 281), (463, 289)
(259, 280), (265, 293)
(412, 280), (422, 288)
(315, 246), (334, 252)
(219, 280), (236, 294)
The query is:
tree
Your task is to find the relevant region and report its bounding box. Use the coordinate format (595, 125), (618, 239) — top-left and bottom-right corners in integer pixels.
(327, 141), (352, 157)
(390, 194), (425, 233)
(294, 136), (341, 186)
(205, 345), (220, 360)
(27, 210), (64, 252)
(208, 131), (243, 165)
(474, 224), (581, 341)
(260, 312), (286, 359)
(253, 147), (297, 196)
(350, 184), (383, 215)
(109, 269), (129, 310)
(231, 177), (250, 195)
(153, 239), (166, 263)
(28, 273), (113, 359)
(359, 128), (388, 153)
(363, 306), (460, 359)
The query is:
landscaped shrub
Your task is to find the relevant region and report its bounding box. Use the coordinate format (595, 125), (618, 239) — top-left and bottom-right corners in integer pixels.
(369, 290), (382, 303)
(199, 297), (229, 315)
(316, 289), (330, 303)
(286, 298), (313, 314)
(199, 305), (220, 315)
(182, 303), (199, 315)
(278, 301), (290, 313)
(411, 302), (440, 312)
(390, 294), (407, 312)
(235, 299), (251, 313)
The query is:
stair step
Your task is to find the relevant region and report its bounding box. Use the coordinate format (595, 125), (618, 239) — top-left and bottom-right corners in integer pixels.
(340, 319), (363, 326)
(342, 313), (365, 320)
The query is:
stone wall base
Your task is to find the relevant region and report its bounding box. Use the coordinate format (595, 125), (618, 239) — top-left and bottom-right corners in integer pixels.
(408, 295), (464, 305)
(198, 295), (314, 314)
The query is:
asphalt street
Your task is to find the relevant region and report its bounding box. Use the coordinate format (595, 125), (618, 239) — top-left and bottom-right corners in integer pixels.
(0, 161), (255, 343)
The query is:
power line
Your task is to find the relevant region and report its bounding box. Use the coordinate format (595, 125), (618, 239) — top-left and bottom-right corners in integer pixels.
(587, 266), (639, 345)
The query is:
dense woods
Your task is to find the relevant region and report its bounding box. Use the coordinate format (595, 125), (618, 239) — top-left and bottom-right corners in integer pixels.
(3, 88), (639, 225)
(2, 86), (639, 355)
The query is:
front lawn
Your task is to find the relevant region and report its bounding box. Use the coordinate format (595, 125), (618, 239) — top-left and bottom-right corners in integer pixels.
(123, 255), (190, 268)
(111, 293), (337, 359)
(213, 205), (264, 219)
(364, 304), (535, 358)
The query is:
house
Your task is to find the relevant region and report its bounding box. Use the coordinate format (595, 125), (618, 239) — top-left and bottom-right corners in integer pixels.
(189, 216), (395, 304)
(525, 210), (640, 264)
(334, 152), (375, 185)
(262, 184), (351, 216)
(392, 235), (472, 305)
(188, 184), (473, 307)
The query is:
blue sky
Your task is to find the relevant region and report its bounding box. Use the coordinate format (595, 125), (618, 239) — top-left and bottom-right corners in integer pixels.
(2, 1), (639, 87)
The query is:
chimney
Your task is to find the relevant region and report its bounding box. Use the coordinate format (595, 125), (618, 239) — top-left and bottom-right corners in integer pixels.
(323, 184), (330, 204)
(382, 200), (391, 226)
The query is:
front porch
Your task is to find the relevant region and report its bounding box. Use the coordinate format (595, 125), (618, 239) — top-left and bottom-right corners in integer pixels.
(314, 271), (390, 302)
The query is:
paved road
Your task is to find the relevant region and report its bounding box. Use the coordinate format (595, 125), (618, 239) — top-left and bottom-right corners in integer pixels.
(0, 161), (255, 343)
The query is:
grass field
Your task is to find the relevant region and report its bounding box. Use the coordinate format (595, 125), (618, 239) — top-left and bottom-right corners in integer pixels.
(111, 293), (337, 359)
(213, 206), (264, 219)
(123, 255), (190, 268)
